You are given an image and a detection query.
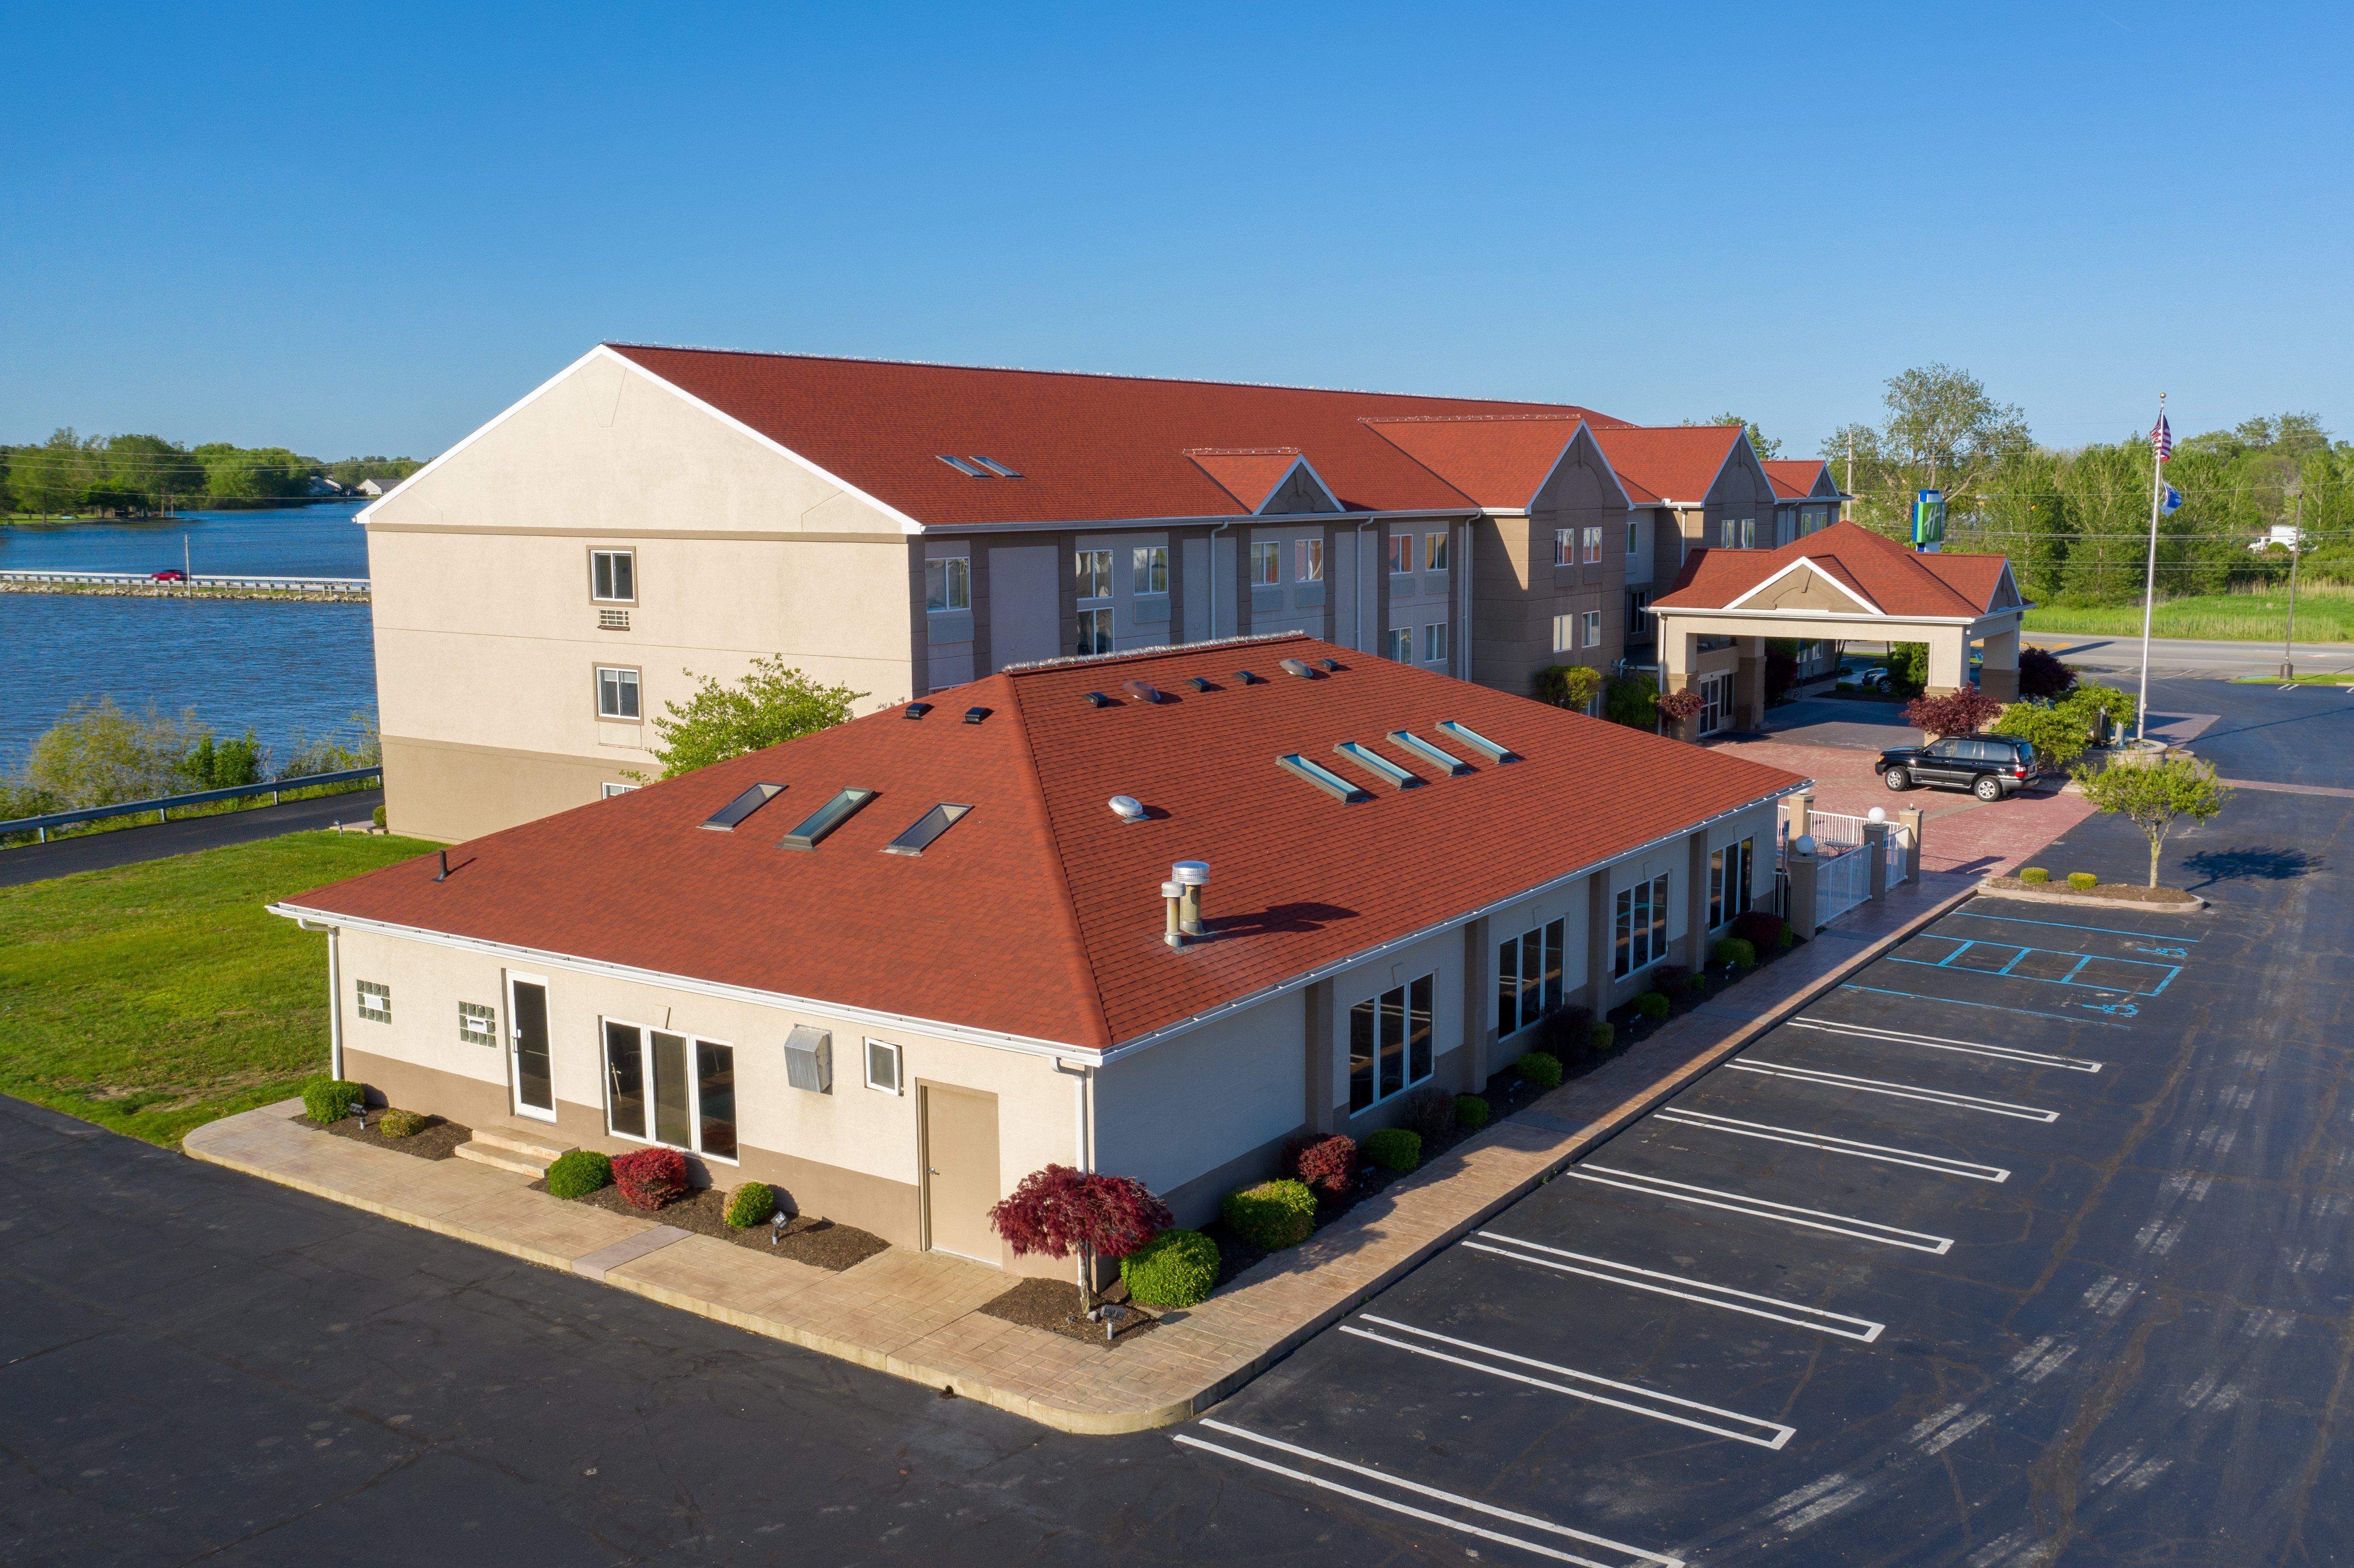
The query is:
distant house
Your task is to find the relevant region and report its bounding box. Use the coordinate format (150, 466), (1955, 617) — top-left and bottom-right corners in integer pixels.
(356, 478), (392, 498)
(2249, 524), (2300, 554)
(307, 476), (347, 496)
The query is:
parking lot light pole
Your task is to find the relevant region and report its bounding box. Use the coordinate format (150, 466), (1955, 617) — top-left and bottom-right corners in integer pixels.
(2282, 480), (2303, 681)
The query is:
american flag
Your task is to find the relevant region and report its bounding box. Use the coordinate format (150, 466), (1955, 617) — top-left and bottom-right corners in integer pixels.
(2151, 411), (2173, 462)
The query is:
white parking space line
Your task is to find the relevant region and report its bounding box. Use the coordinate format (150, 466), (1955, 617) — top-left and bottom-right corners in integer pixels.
(1345, 1315), (1796, 1449)
(1787, 1015), (2104, 1073)
(1466, 1233), (1885, 1341)
(1178, 1419), (1684, 1568)
(1568, 1165), (1957, 1254)
(1655, 1108), (2012, 1183)
(1731, 1061), (2061, 1122)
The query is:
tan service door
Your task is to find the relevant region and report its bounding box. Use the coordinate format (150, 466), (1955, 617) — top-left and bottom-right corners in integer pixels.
(919, 1084), (1001, 1264)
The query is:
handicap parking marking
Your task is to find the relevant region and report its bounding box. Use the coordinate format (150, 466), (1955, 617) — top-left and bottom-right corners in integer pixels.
(1566, 1165), (1957, 1254)
(1785, 1015), (2104, 1074)
(1466, 1232), (1886, 1342)
(1176, 1419), (1685, 1568)
(1837, 981), (2130, 1028)
(1654, 1107), (2012, 1183)
(1728, 1060), (2061, 1123)
(1341, 1314), (1798, 1450)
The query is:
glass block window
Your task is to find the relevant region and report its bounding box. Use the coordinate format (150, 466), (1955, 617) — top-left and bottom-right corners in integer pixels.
(458, 1001), (496, 1046)
(356, 979), (390, 1023)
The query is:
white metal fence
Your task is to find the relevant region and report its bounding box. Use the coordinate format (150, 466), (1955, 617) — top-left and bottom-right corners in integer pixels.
(1816, 841), (1873, 923)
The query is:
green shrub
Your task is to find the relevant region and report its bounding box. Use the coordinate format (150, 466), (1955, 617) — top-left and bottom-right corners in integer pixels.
(1362, 1128), (1423, 1172)
(1514, 1051), (1563, 1090)
(724, 1181), (776, 1228)
(1534, 664), (1602, 712)
(544, 1148), (612, 1199)
(1633, 991), (1670, 1020)
(1404, 1085), (1456, 1143)
(1712, 937), (1757, 972)
(371, 804), (387, 828)
(1731, 910), (1790, 951)
(1590, 1020), (1615, 1053)
(1221, 1180), (1318, 1250)
(302, 1077), (362, 1124)
(2067, 872), (2098, 892)
(1604, 674), (1658, 729)
(1120, 1228), (1221, 1308)
(375, 1107), (427, 1138)
(1454, 1094), (1490, 1130)
(2019, 866), (2049, 884)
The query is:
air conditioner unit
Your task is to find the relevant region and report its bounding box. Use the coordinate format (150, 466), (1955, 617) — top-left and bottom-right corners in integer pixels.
(783, 1025), (832, 1094)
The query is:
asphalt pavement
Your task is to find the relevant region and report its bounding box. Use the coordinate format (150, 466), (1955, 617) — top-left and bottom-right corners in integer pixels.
(0, 788), (384, 889)
(2035, 634), (2354, 681)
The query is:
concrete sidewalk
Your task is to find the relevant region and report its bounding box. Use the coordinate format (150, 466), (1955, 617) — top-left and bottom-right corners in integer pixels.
(185, 872), (1975, 1436)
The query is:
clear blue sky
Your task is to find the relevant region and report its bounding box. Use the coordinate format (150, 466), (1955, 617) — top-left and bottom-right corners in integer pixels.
(5, 2), (2347, 462)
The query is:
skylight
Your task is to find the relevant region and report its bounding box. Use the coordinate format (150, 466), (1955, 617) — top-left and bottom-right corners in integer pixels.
(1388, 731), (1473, 776)
(1278, 753), (1371, 803)
(882, 802), (973, 857)
(701, 782), (784, 831)
(969, 455), (1022, 478)
(935, 455), (987, 477)
(1438, 720), (1520, 764)
(1335, 742), (1420, 790)
(779, 788), (877, 850)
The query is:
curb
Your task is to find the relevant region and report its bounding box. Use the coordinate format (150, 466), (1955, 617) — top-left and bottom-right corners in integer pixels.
(1975, 879), (2207, 913)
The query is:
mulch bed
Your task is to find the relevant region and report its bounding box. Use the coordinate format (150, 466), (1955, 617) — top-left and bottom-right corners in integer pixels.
(290, 1107), (468, 1161)
(1982, 875), (2202, 906)
(976, 1275), (1159, 1348)
(527, 1178), (891, 1272)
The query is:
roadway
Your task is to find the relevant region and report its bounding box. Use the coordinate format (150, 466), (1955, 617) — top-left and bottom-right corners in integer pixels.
(0, 788), (385, 890)
(2029, 634), (2354, 681)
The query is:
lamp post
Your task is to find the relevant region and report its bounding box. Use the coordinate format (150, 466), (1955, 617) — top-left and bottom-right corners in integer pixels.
(2281, 479), (2304, 682)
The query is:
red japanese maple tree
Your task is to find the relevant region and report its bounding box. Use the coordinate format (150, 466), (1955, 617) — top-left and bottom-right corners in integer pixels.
(1902, 687), (2003, 741)
(988, 1165), (1171, 1314)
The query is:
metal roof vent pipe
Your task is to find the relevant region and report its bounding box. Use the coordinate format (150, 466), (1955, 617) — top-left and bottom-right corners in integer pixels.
(1172, 860), (1209, 938)
(1162, 879), (1185, 947)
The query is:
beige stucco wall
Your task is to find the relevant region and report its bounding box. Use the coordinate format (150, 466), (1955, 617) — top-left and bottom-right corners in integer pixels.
(1472, 430), (1626, 698)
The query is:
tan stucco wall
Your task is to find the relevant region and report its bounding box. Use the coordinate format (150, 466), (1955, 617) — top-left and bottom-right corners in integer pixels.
(1472, 430), (1626, 697)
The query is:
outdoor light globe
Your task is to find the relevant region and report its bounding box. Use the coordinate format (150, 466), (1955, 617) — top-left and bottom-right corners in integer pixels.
(1867, 807), (1887, 824)
(1793, 834), (1817, 856)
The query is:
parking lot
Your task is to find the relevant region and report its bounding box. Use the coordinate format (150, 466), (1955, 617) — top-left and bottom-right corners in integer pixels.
(1175, 804), (2354, 1565)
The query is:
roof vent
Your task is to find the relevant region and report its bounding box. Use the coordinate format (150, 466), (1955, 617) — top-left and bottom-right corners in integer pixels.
(1084, 691), (1115, 708)
(1316, 658), (1340, 672)
(903, 702), (933, 720)
(1278, 753), (1372, 803)
(1122, 679), (1163, 704)
(1389, 730), (1473, 776)
(702, 781), (785, 831)
(1186, 676), (1215, 692)
(963, 706), (991, 725)
(1235, 669), (1263, 685)
(1278, 658), (1321, 680)
(1108, 794), (1146, 822)
(1438, 720), (1520, 764)
(780, 787), (877, 850)
(1170, 860), (1208, 941)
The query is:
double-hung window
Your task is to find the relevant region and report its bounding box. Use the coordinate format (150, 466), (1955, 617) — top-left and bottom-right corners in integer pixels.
(1385, 626), (1413, 661)
(1583, 609), (1601, 648)
(925, 555), (970, 612)
(1581, 525), (1602, 564)
(1496, 917), (1565, 1036)
(1424, 622), (1449, 662)
(1424, 531), (1449, 573)
(602, 1020), (737, 1161)
(1387, 534), (1415, 576)
(591, 549), (635, 603)
(1551, 613), (1576, 654)
(1614, 875), (1671, 977)
(1132, 544), (1168, 596)
(1074, 548), (1114, 655)
(1554, 528), (1574, 567)
(1720, 517), (1755, 548)
(1349, 973), (1434, 1113)
(1295, 538), (1323, 583)
(596, 665), (641, 720)
(1251, 541), (1282, 586)
(1626, 521), (1640, 556)
(1710, 836), (1757, 928)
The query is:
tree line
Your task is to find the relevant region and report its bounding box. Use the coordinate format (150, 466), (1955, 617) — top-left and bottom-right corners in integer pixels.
(0, 429), (422, 518)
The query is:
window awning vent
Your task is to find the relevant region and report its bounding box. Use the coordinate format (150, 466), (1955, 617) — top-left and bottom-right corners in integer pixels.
(1335, 741), (1420, 790)
(1388, 731), (1473, 776)
(780, 787), (877, 850)
(1438, 720), (1520, 764)
(783, 1026), (832, 1094)
(1278, 753), (1371, 803)
(701, 782), (785, 831)
(882, 802), (973, 857)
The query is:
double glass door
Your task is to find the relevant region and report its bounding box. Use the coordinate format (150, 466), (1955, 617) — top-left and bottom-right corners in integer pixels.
(602, 1021), (736, 1161)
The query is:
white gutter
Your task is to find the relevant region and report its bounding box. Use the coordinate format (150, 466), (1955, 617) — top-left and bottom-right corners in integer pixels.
(1355, 517), (1375, 652)
(1206, 520), (1232, 638)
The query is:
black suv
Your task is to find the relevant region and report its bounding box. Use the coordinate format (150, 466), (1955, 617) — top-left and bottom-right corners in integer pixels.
(1876, 734), (2037, 800)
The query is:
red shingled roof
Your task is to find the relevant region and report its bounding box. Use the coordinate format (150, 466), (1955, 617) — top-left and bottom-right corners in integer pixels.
(1185, 449), (1313, 513)
(1359, 416), (1587, 510)
(282, 637), (1803, 1052)
(1589, 426), (1746, 506)
(603, 344), (1626, 527)
(1763, 459), (1833, 500)
(1652, 521), (2002, 619)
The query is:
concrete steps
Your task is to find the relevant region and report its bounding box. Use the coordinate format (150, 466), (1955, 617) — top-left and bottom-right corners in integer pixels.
(454, 1120), (570, 1180)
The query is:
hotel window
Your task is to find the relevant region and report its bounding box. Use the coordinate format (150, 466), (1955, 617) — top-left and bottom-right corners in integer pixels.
(1581, 526), (1602, 564)
(1710, 836), (1757, 928)
(1583, 609), (1601, 648)
(1132, 544), (1168, 596)
(1551, 614), (1576, 654)
(590, 549), (635, 603)
(458, 1001), (496, 1046)
(1251, 540), (1282, 586)
(355, 979), (390, 1023)
(1496, 917), (1565, 1036)
(1554, 528), (1574, 567)
(1075, 607), (1113, 656)
(1425, 531), (1449, 572)
(1074, 548), (1114, 600)
(1349, 973), (1435, 1113)
(925, 554), (970, 612)
(1613, 874), (1670, 977)
(1387, 534), (1414, 576)
(596, 665), (640, 720)
(601, 781), (638, 798)
(864, 1038), (902, 1095)
(1801, 507), (1824, 536)
(1295, 538), (1324, 584)
(601, 1019), (737, 1162)
(1626, 521), (1640, 555)
(1424, 622), (1449, 663)
(1386, 626), (1413, 662)
(1720, 518), (1756, 549)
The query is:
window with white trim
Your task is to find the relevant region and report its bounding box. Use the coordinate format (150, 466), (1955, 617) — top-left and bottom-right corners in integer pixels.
(1251, 540), (1281, 586)
(601, 781), (638, 798)
(356, 979), (390, 1023)
(1387, 534), (1414, 576)
(1424, 531), (1449, 572)
(1132, 544), (1168, 596)
(595, 666), (640, 720)
(1614, 875), (1670, 977)
(925, 555), (970, 612)
(1551, 614), (1576, 654)
(1626, 521), (1640, 555)
(1710, 836), (1756, 928)
(601, 1019), (738, 1161)
(1295, 538), (1323, 583)
(1554, 528), (1573, 567)
(864, 1038), (902, 1095)
(458, 1001), (496, 1046)
(1386, 626), (1412, 661)
(1074, 548), (1114, 600)
(1581, 525), (1602, 564)
(1424, 622), (1449, 662)
(1583, 609), (1601, 648)
(591, 549), (635, 603)
(1074, 548), (1114, 655)
(1497, 917), (1564, 1035)
(1349, 973), (1434, 1113)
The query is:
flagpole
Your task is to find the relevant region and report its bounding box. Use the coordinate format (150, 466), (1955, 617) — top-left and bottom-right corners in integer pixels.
(2135, 394), (2166, 746)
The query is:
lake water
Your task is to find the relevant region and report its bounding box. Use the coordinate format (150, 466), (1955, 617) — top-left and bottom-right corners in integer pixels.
(0, 503), (378, 772)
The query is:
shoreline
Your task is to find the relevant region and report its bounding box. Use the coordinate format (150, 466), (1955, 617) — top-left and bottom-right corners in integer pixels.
(0, 582), (367, 603)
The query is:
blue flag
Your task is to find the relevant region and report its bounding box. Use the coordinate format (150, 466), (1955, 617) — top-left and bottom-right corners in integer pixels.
(2160, 484), (2184, 513)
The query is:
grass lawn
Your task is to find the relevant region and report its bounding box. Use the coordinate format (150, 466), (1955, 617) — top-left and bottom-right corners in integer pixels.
(0, 831), (436, 1145)
(2228, 673), (2354, 685)
(2025, 585), (2354, 643)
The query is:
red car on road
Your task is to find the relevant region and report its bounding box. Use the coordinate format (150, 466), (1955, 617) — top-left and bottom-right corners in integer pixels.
(151, 569), (187, 581)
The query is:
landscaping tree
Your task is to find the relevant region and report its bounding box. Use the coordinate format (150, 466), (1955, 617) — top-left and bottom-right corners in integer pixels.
(1603, 674), (1658, 729)
(2016, 647), (2078, 701)
(636, 655), (865, 779)
(2055, 680), (2137, 741)
(1902, 687), (2002, 741)
(1534, 663), (1602, 712)
(1820, 364), (2032, 541)
(2073, 756), (2234, 887)
(1886, 641), (1930, 694)
(1680, 414), (1780, 459)
(988, 1164), (1171, 1315)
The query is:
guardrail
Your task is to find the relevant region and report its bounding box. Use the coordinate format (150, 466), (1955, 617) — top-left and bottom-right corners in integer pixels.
(0, 766), (382, 843)
(0, 570), (371, 592)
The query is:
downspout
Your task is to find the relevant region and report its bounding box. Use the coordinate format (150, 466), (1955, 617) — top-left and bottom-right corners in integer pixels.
(1055, 1057), (1096, 1297)
(1355, 518), (1375, 652)
(1456, 515), (1474, 677)
(1206, 521), (1232, 640)
(296, 918), (344, 1080)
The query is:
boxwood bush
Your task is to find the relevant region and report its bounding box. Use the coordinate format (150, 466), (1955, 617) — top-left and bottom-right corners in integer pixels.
(2019, 866), (2050, 884)
(376, 1108), (428, 1139)
(724, 1181), (776, 1229)
(1221, 1179), (1318, 1250)
(302, 1077), (363, 1124)
(1120, 1227), (1221, 1308)
(1515, 1051), (1563, 1090)
(2068, 872), (2098, 892)
(1454, 1094), (1490, 1130)
(1590, 1020), (1615, 1053)
(1712, 937), (1757, 972)
(1633, 991), (1670, 1020)
(544, 1148), (612, 1199)
(1362, 1128), (1422, 1172)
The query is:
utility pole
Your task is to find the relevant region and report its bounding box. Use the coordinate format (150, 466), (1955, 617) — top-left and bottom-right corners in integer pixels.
(2282, 479), (2303, 681)
(1843, 432), (1854, 523)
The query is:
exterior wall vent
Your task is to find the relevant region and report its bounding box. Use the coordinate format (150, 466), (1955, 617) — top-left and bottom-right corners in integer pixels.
(783, 1025), (832, 1093)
